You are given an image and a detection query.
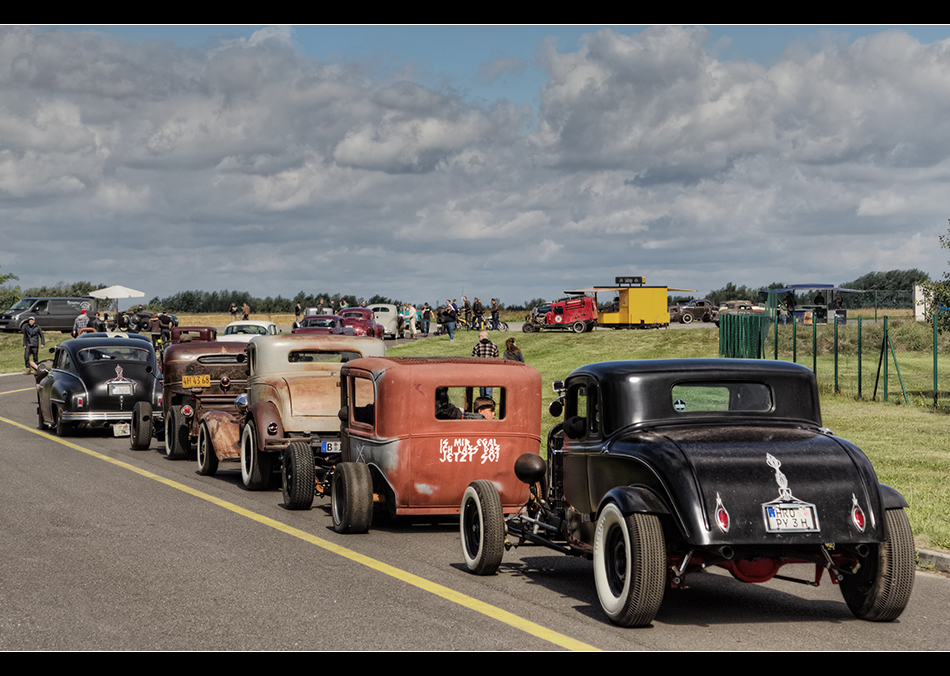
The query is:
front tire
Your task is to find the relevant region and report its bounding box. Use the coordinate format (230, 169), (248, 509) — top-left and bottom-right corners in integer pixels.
(460, 480), (505, 575)
(593, 504), (666, 627)
(282, 442), (315, 510)
(841, 509), (916, 621)
(240, 421), (273, 490)
(331, 462), (373, 534)
(681, 313), (693, 324)
(196, 421), (218, 476)
(165, 406), (190, 460)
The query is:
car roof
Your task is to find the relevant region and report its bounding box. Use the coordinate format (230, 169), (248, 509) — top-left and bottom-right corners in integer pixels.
(62, 336), (156, 355)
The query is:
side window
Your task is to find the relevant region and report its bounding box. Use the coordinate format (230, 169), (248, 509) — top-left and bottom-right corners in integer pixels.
(435, 387), (505, 420)
(348, 376), (376, 430)
(565, 380), (600, 439)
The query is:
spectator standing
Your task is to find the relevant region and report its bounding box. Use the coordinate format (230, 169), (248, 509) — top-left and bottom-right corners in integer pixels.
(22, 317), (45, 373)
(472, 331), (499, 397)
(443, 300), (458, 341)
(295, 302), (302, 322)
(230, 302), (238, 319)
(503, 337), (524, 363)
(462, 296), (471, 327)
(422, 303), (432, 336)
(72, 310), (89, 337)
(491, 298), (500, 331)
(472, 297), (484, 330)
(90, 312), (106, 332)
(242, 303), (250, 320)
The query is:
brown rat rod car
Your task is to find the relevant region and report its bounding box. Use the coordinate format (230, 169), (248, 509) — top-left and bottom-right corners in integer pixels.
(149, 340), (249, 460)
(281, 356), (542, 535)
(199, 334), (386, 489)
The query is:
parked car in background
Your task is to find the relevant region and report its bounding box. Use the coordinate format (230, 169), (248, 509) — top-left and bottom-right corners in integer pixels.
(292, 315), (355, 336)
(715, 299), (764, 326)
(460, 359), (914, 628)
(170, 326), (217, 344)
(370, 304), (401, 339)
(668, 298), (717, 324)
(1, 297), (98, 333)
(160, 341), (248, 461)
(217, 320), (278, 343)
(522, 296), (597, 333)
(36, 335), (163, 440)
(198, 334), (386, 491)
(339, 308), (383, 339)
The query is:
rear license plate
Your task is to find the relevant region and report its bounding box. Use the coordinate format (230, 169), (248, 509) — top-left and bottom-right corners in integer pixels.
(182, 375), (211, 388)
(763, 503), (820, 532)
(321, 441), (341, 453)
(113, 422), (131, 437)
(110, 383), (133, 395)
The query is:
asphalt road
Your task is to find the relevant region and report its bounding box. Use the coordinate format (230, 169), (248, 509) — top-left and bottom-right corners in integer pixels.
(2, 374), (948, 651)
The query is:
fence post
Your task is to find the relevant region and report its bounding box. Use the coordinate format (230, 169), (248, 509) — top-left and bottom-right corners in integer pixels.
(834, 317), (839, 393)
(934, 313), (939, 410)
(812, 317), (817, 374)
(858, 316), (863, 399)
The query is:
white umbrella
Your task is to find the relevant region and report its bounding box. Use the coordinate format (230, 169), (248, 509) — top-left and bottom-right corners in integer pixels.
(88, 285), (145, 299)
(89, 285), (146, 314)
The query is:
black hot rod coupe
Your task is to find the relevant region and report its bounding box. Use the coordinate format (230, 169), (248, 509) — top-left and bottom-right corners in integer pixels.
(460, 359), (914, 627)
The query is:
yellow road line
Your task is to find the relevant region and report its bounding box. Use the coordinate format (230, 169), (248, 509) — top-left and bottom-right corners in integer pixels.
(0, 407), (598, 651)
(0, 387), (37, 395)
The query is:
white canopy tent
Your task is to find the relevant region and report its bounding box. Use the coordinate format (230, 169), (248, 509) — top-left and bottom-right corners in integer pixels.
(88, 285), (145, 313)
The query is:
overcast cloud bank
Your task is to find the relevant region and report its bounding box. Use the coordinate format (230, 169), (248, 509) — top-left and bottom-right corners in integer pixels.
(1, 26), (947, 304)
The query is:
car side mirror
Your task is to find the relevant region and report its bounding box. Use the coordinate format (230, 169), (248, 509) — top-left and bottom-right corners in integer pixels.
(548, 399), (563, 417)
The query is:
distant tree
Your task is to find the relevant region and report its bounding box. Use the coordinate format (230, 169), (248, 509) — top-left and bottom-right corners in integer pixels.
(841, 268), (930, 309)
(919, 224), (950, 331)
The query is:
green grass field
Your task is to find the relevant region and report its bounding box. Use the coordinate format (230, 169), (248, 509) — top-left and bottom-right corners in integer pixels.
(3, 319), (947, 551)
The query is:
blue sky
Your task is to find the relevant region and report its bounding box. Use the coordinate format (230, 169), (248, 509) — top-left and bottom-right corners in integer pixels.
(4, 25), (950, 306)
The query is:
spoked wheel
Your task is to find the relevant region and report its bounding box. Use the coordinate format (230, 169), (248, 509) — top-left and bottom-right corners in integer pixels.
(282, 442), (315, 510)
(331, 462), (373, 534)
(196, 421), (218, 476)
(460, 480), (505, 575)
(593, 503), (666, 627)
(240, 421), (273, 490)
(840, 509), (916, 621)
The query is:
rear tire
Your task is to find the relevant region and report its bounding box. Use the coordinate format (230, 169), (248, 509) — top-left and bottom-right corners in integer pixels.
(681, 313), (693, 324)
(572, 321), (586, 334)
(240, 421), (273, 490)
(841, 509), (916, 621)
(282, 442), (315, 510)
(460, 480), (505, 575)
(129, 402), (152, 449)
(54, 405), (72, 437)
(593, 504), (666, 627)
(165, 406), (190, 460)
(196, 421), (218, 476)
(331, 462), (373, 533)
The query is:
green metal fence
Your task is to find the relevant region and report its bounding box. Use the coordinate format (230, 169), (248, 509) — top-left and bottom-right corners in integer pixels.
(720, 309), (947, 410)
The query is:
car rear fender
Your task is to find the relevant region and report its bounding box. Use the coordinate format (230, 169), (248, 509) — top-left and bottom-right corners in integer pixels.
(596, 485), (671, 521)
(249, 400), (284, 451)
(879, 483), (909, 510)
(202, 410), (242, 460)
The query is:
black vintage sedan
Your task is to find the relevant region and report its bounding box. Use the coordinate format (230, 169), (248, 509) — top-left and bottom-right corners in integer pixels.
(460, 359), (915, 627)
(37, 335), (163, 443)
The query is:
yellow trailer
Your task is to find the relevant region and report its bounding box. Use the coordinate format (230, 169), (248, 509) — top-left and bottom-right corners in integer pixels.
(566, 277), (695, 330)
